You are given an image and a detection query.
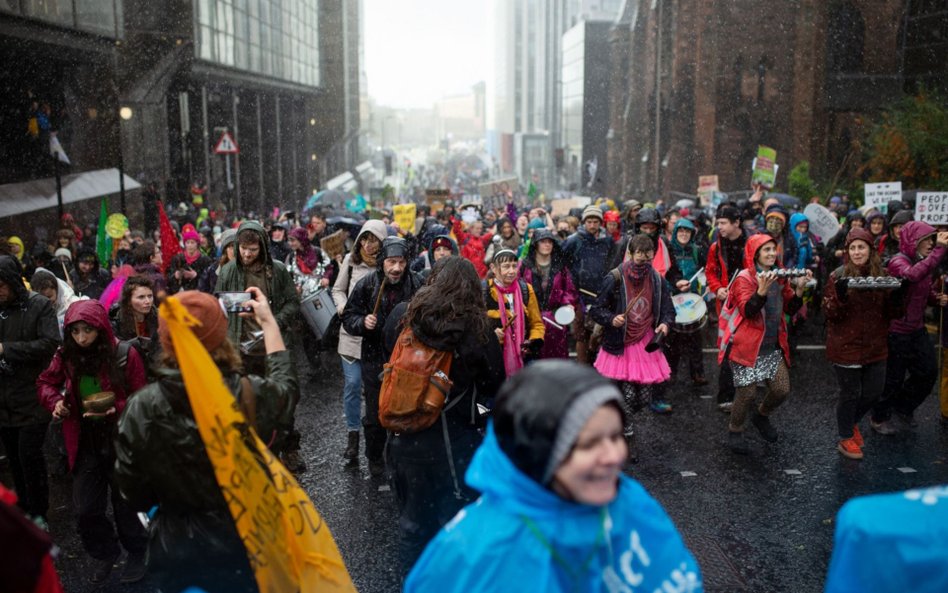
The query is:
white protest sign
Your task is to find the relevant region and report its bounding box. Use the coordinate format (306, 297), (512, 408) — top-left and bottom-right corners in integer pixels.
(915, 193), (948, 225)
(864, 182), (902, 214)
(803, 203), (841, 244)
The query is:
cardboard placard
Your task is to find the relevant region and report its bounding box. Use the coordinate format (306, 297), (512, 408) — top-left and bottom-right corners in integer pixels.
(751, 146), (778, 189)
(550, 197), (592, 218)
(803, 203), (840, 244)
(393, 203), (416, 231)
(319, 229), (347, 259)
(697, 175), (719, 206)
(864, 182), (902, 215)
(478, 177), (519, 198)
(915, 192), (948, 226)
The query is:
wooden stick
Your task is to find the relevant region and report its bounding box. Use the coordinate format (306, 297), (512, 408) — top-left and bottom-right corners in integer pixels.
(371, 276), (387, 317)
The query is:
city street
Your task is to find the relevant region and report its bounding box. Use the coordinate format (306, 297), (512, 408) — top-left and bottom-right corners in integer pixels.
(10, 323), (947, 593)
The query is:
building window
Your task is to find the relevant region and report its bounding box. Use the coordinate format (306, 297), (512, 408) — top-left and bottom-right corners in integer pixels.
(827, 2), (865, 74)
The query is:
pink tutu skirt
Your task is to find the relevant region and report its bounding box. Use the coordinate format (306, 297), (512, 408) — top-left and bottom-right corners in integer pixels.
(594, 327), (671, 384)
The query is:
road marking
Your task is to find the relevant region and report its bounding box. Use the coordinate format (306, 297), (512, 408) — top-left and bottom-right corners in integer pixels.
(377, 484), (391, 491)
(680, 471), (697, 477)
(896, 467), (917, 474)
(783, 469), (802, 476)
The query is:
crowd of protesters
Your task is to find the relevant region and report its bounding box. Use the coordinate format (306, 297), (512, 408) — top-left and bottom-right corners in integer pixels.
(0, 181), (946, 591)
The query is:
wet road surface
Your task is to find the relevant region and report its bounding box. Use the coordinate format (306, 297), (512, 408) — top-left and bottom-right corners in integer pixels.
(7, 331), (948, 592)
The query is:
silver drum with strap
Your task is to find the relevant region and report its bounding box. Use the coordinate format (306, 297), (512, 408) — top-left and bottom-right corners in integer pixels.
(300, 289), (336, 339)
(671, 292), (708, 334)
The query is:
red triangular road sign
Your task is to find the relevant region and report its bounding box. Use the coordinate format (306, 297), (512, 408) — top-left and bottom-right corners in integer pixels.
(214, 132), (239, 154)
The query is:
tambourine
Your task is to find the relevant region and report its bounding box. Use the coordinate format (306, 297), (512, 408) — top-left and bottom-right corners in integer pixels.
(844, 277), (901, 290)
(763, 268), (810, 278)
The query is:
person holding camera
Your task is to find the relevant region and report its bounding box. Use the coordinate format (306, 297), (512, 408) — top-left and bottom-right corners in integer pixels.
(114, 289), (296, 593)
(214, 221), (302, 471)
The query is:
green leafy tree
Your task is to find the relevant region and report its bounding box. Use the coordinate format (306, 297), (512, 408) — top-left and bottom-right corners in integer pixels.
(788, 161), (819, 200)
(859, 89), (948, 190)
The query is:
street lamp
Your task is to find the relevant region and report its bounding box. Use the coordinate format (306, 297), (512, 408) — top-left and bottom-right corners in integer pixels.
(118, 107), (133, 213)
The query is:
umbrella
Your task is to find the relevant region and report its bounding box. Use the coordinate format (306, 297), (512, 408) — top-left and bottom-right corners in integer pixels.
(304, 189), (348, 212)
(326, 214), (364, 236)
(767, 193), (802, 211)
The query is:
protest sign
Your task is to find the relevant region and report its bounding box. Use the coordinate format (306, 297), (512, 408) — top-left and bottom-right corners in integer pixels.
(751, 146), (778, 189)
(915, 193), (948, 225)
(551, 197), (592, 218)
(803, 203), (841, 244)
(697, 175), (719, 206)
(864, 182), (902, 215)
(160, 298), (356, 593)
(319, 229), (347, 259)
(478, 176), (519, 198)
(393, 203), (416, 231)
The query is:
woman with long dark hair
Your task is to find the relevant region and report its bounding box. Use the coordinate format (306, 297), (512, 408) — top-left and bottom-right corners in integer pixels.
(111, 275), (159, 367)
(823, 228), (904, 460)
(382, 256), (505, 576)
(37, 300), (148, 584)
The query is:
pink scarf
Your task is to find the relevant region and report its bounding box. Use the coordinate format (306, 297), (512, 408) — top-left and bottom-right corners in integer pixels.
(495, 279), (525, 376)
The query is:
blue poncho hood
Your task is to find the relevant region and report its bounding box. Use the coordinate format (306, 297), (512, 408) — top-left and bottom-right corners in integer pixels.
(405, 424), (703, 593)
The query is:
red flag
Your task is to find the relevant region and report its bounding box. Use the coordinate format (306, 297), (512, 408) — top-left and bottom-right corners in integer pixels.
(157, 200), (181, 273)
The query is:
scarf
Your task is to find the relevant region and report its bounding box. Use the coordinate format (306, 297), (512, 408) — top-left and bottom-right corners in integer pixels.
(623, 262), (654, 345)
(184, 249), (201, 266)
(494, 279), (525, 376)
(360, 247), (377, 268)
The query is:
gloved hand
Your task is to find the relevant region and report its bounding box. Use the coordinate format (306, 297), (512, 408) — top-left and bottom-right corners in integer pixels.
(835, 277), (849, 301)
(521, 338), (544, 361)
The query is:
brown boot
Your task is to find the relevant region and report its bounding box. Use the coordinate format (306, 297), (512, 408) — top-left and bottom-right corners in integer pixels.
(343, 431), (359, 463)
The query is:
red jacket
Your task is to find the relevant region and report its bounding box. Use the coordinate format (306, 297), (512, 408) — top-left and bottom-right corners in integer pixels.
(718, 234), (798, 367)
(453, 218), (493, 278)
(37, 300), (146, 470)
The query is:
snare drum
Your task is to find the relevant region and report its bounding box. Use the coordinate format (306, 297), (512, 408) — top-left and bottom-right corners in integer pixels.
(300, 289), (336, 339)
(671, 292), (708, 334)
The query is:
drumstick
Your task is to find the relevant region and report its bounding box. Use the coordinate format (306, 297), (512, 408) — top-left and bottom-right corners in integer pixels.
(371, 277), (387, 317)
(687, 267), (705, 286)
(542, 316), (564, 330)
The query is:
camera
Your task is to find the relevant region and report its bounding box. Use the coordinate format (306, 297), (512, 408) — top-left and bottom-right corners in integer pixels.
(217, 291), (254, 314)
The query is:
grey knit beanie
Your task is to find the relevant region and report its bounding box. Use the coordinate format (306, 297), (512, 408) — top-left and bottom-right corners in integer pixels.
(543, 384), (623, 484)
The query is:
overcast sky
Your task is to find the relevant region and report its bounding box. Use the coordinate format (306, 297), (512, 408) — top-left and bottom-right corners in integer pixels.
(363, 0), (488, 109)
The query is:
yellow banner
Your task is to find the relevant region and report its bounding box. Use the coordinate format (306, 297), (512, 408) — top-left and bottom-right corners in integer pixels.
(159, 298), (356, 593)
(393, 203), (416, 233)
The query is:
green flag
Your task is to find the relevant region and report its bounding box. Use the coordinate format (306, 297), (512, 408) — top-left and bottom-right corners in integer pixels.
(527, 182), (537, 200)
(96, 198), (111, 264)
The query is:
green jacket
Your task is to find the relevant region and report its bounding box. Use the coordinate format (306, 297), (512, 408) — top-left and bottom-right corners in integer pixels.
(113, 350), (296, 567)
(214, 220), (300, 344)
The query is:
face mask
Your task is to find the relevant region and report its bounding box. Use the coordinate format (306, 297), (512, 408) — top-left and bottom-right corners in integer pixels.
(557, 230), (569, 239)
(765, 218), (784, 234)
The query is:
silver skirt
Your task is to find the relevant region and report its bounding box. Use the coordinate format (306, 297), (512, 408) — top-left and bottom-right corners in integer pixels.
(732, 347), (782, 388)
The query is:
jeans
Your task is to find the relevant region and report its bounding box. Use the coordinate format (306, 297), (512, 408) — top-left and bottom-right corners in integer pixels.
(834, 362), (886, 439)
(873, 329), (937, 422)
(340, 356), (362, 431)
(0, 423), (49, 519)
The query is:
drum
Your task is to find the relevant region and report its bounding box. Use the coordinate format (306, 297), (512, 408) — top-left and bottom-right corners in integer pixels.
(300, 289), (336, 340)
(553, 305), (575, 326)
(671, 292), (708, 334)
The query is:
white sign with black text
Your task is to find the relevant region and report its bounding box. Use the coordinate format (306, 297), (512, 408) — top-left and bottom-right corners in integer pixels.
(915, 192), (948, 226)
(864, 182), (902, 214)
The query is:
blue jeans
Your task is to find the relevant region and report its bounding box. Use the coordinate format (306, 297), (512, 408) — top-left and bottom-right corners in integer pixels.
(341, 356), (363, 431)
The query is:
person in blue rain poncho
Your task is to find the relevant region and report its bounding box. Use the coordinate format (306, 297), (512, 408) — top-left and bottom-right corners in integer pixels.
(404, 360), (703, 593)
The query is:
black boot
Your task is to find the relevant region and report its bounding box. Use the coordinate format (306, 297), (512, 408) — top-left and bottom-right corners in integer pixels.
(343, 431), (359, 463)
(752, 410), (779, 443)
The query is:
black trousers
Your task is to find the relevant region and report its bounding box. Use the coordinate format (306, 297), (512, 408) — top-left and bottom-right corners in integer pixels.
(873, 329), (937, 421)
(834, 362), (886, 439)
(72, 426), (147, 560)
(0, 422), (49, 519)
(362, 372), (386, 462)
(387, 428), (478, 576)
(665, 330), (704, 380)
(717, 360), (735, 404)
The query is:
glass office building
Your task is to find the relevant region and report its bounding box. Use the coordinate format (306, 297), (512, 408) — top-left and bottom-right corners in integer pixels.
(0, 0), (123, 38)
(194, 0), (320, 87)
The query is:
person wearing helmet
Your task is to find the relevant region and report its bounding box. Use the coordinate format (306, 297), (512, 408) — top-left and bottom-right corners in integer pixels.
(342, 236), (424, 476)
(404, 361), (702, 593)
